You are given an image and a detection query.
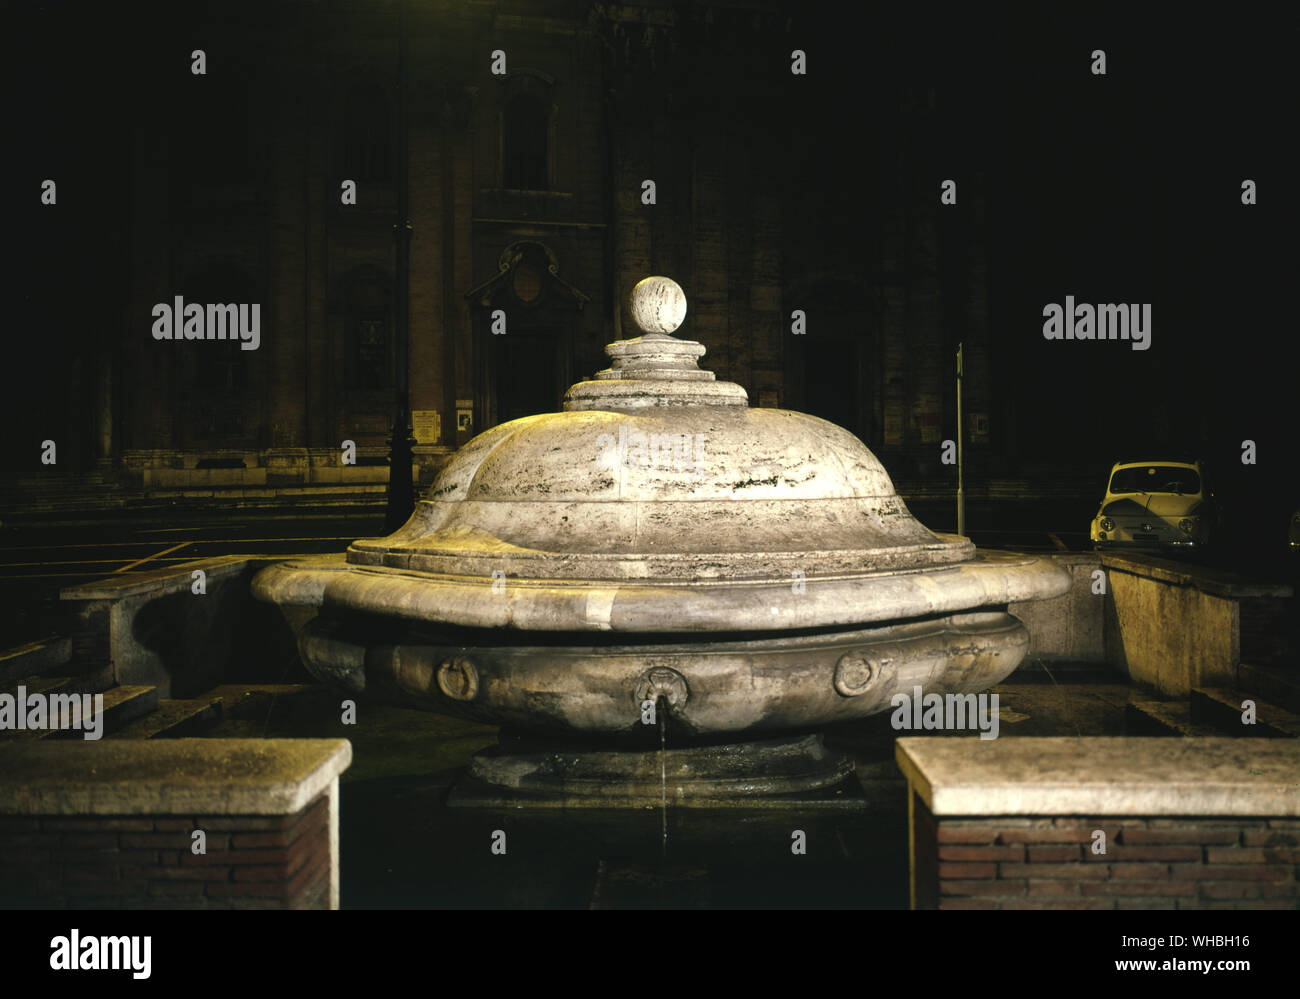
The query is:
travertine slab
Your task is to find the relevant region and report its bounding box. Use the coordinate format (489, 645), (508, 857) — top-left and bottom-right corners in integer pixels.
(896, 736), (1300, 816)
(0, 738), (351, 815)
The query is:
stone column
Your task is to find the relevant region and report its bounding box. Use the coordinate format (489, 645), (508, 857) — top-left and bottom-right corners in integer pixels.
(448, 89), (476, 442)
(880, 188), (908, 453)
(690, 111), (730, 380)
(265, 55), (309, 483)
(750, 192), (783, 406)
(304, 77), (330, 456)
(963, 171), (992, 475)
(408, 90), (445, 442)
(906, 157), (944, 470)
(130, 129), (173, 455)
(724, 115), (755, 397)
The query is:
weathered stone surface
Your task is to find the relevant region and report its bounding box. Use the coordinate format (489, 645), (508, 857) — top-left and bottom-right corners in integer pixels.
(299, 609), (1030, 737)
(1008, 552), (1105, 662)
(897, 737), (1300, 816)
(254, 280), (1067, 794)
(463, 731), (854, 807)
(628, 275), (687, 334)
(1102, 554), (1292, 697)
(1101, 552), (1292, 599)
(61, 556), (299, 698)
(0, 739), (351, 815)
(259, 548), (1063, 634)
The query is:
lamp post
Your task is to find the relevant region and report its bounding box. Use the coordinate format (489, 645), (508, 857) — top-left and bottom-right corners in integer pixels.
(384, 0), (415, 532)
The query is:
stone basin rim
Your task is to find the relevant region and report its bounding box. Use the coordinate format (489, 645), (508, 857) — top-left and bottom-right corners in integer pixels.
(345, 537), (975, 578)
(252, 548), (1071, 633)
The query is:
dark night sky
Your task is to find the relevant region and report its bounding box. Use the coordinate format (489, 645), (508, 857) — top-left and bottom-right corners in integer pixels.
(5, 2), (1295, 514)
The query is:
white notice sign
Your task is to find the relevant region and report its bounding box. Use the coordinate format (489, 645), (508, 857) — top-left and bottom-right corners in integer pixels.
(412, 410), (441, 444)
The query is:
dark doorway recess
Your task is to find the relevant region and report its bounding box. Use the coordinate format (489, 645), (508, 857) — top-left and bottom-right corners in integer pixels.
(489, 327), (564, 425)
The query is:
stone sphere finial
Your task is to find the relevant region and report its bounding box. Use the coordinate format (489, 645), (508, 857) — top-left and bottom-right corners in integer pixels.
(629, 276), (687, 335)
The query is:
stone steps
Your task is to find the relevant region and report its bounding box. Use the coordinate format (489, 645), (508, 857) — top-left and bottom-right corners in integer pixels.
(0, 635), (114, 693)
(107, 696), (224, 739)
(0, 482), (391, 520)
(1, 684), (158, 741)
(53, 686), (160, 739)
(1191, 686), (1300, 738)
(1, 661), (323, 742)
(0, 633), (223, 740)
(0, 665), (116, 702)
(0, 637), (72, 685)
(198, 684), (334, 737)
(1237, 662), (1300, 715)
(1125, 700), (1220, 738)
(94, 683), (325, 741)
(0, 631), (320, 743)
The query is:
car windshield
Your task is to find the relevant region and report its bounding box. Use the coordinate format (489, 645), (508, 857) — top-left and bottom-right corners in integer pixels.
(1109, 466), (1201, 495)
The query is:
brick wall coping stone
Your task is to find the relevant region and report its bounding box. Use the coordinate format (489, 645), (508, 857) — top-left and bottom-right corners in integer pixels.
(896, 737), (1300, 816)
(59, 555), (255, 601)
(0, 739), (351, 815)
(1099, 553), (1292, 599)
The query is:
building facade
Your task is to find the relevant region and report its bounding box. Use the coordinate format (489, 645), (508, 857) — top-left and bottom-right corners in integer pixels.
(19, 0), (995, 505)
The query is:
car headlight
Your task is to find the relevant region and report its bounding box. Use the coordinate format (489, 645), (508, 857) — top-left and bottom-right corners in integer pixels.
(1179, 519), (1195, 534)
(1100, 518), (1114, 532)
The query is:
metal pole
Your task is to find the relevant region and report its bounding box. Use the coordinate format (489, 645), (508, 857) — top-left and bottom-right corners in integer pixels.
(956, 342), (964, 537)
(384, 0), (415, 532)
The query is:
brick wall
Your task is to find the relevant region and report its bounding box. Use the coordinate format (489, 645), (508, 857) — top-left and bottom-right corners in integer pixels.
(0, 795), (330, 910)
(913, 794), (1300, 910)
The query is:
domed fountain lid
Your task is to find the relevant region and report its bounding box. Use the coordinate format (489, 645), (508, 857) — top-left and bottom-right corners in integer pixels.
(261, 277), (1065, 631)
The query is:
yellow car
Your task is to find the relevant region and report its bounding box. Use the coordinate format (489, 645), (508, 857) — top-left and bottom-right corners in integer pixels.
(1090, 460), (1215, 552)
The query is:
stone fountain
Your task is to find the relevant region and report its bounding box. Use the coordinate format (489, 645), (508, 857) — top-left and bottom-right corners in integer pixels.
(253, 277), (1069, 806)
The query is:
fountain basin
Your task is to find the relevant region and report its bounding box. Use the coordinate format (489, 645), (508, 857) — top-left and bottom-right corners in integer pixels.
(252, 276), (1070, 803)
(257, 563), (1052, 737)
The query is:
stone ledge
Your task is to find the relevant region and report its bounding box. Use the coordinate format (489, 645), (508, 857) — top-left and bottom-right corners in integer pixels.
(0, 739), (351, 816)
(1100, 552), (1292, 599)
(59, 555), (254, 601)
(896, 737), (1300, 817)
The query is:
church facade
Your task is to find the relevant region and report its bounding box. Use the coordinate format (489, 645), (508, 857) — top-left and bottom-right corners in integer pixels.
(24, 0), (994, 503)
